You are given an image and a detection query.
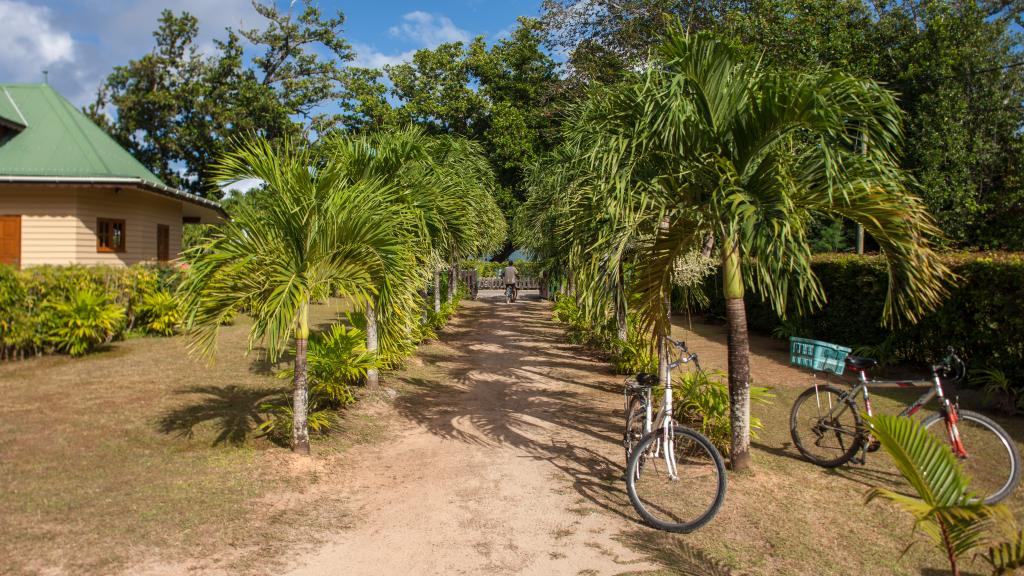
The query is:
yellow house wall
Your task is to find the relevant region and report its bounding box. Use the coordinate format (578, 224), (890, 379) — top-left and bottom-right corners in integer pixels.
(0, 185), (186, 267)
(74, 186), (183, 266)
(0, 187), (79, 266)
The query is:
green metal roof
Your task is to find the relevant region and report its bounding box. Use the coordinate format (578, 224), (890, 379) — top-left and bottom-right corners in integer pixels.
(0, 88), (26, 131)
(0, 84), (225, 216)
(0, 84), (164, 181)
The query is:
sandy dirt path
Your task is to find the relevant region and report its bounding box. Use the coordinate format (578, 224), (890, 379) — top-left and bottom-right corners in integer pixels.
(285, 291), (658, 576)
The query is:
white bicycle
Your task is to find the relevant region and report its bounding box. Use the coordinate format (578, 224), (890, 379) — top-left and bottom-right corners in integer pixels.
(622, 337), (727, 532)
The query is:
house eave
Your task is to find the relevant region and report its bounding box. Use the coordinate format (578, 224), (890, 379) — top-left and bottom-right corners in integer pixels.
(0, 175), (227, 218)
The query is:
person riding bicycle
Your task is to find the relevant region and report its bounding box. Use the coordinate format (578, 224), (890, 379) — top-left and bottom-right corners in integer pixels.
(502, 260), (519, 302)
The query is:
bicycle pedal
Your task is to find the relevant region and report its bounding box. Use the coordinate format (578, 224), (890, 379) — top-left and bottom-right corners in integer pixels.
(866, 439), (881, 453)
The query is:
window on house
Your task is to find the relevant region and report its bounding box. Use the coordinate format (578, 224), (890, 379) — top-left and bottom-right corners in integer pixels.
(97, 218), (126, 253)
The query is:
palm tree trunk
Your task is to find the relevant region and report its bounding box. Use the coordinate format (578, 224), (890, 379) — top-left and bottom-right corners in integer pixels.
(657, 290), (672, 385)
(723, 239), (751, 471)
(292, 300), (311, 455)
(447, 261), (457, 302)
(616, 262), (628, 342)
(365, 297), (379, 389)
(433, 267), (441, 312)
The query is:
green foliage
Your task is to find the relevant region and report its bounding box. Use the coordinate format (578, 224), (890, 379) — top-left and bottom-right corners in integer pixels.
(726, 253), (1024, 393)
(262, 324), (378, 440)
(976, 369), (1020, 417)
(612, 331), (657, 375)
(541, 0), (1024, 250)
(45, 287), (126, 357)
(864, 414), (1015, 574)
(0, 264), (181, 360)
(673, 370), (774, 456)
(256, 402), (336, 444)
(88, 3), (353, 198)
(136, 291), (181, 336)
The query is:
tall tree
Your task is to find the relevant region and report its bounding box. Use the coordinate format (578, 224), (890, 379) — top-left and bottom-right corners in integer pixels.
(541, 0), (1024, 249)
(88, 2), (353, 198)
(554, 30), (948, 470)
(345, 18), (560, 258)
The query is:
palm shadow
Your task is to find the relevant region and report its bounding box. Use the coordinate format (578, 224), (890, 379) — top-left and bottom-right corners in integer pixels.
(157, 385), (282, 446)
(615, 528), (735, 575)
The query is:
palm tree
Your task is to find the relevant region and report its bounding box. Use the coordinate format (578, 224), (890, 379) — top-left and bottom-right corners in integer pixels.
(866, 414), (1012, 576)
(179, 137), (418, 454)
(326, 127), (505, 383)
(548, 29), (949, 470)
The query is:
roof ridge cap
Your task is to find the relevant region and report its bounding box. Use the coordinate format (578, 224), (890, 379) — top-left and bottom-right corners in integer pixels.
(2, 88), (27, 126)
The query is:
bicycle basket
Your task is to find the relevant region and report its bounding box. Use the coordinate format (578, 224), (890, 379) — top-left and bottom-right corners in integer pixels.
(789, 337), (851, 376)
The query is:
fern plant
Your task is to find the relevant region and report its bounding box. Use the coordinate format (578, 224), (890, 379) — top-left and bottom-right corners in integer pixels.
(45, 287), (125, 357)
(864, 414), (1015, 576)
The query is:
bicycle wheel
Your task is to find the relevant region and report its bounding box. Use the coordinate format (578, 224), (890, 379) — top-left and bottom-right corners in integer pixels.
(921, 409), (1021, 505)
(625, 425), (727, 533)
(624, 396), (646, 468)
(790, 385), (864, 467)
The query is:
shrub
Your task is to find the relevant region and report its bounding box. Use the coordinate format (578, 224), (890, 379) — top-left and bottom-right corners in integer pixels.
(45, 286), (126, 357)
(702, 253), (1024, 393)
(0, 264), (182, 360)
(673, 369), (774, 455)
(612, 331), (657, 375)
(136, 290), (181, 336)
(260, 324), (377, 442)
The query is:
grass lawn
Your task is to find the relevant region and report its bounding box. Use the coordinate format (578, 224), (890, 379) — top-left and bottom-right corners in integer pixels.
(0, 299), (385, 575)
(1, 298), (1022, 575)
(627, 319), (1024, 576)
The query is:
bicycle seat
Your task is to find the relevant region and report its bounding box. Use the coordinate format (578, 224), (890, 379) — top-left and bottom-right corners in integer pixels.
(845, 356), (878, 372)
(635, 373), (659, 387)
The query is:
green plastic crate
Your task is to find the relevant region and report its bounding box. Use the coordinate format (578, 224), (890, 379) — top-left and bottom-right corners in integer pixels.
(789, 337), (851, 376)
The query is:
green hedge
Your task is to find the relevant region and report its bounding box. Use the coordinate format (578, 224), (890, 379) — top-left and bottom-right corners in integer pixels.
(0, 264), (183, 360)
(703, 253), (1024, 386)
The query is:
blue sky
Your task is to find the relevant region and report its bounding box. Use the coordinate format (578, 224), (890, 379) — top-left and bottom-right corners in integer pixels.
(0, 0), (545, 107)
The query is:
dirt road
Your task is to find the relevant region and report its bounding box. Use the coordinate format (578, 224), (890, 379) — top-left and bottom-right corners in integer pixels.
(285, 291), (658, 575)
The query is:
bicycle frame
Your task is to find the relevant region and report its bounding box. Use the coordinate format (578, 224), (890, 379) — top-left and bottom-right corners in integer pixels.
(814, 363), (969, 458)
(627, 339), (698, 480)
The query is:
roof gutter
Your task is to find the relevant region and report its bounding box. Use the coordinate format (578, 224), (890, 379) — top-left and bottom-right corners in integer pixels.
(0, 175), (228, 218)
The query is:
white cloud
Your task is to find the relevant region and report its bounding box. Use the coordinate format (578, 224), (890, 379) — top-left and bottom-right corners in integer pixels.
(351, 42), (416, 69)
(0, 1), (74, 81)
(388, 11), (470, 46)
(222, 177), (264, 194)
(351, 11), (471, 70)
(12, 0), (259, 107)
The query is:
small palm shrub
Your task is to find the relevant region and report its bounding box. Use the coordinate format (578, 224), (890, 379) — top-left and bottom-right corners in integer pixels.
(612, 331), (657, 375)
(673, 369), (774, 455)
(975, 369), (1020, 416)
(260, 324), (377, 442)
(45, 287), (126, 357)
(136, 290), (181, 336)
(864, 413), (1022, 576)
(1, 264), (182, 359)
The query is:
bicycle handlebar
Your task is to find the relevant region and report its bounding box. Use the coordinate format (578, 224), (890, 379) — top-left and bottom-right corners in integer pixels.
(666, 336), (700, 370)
(935, 347), (966, 383)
